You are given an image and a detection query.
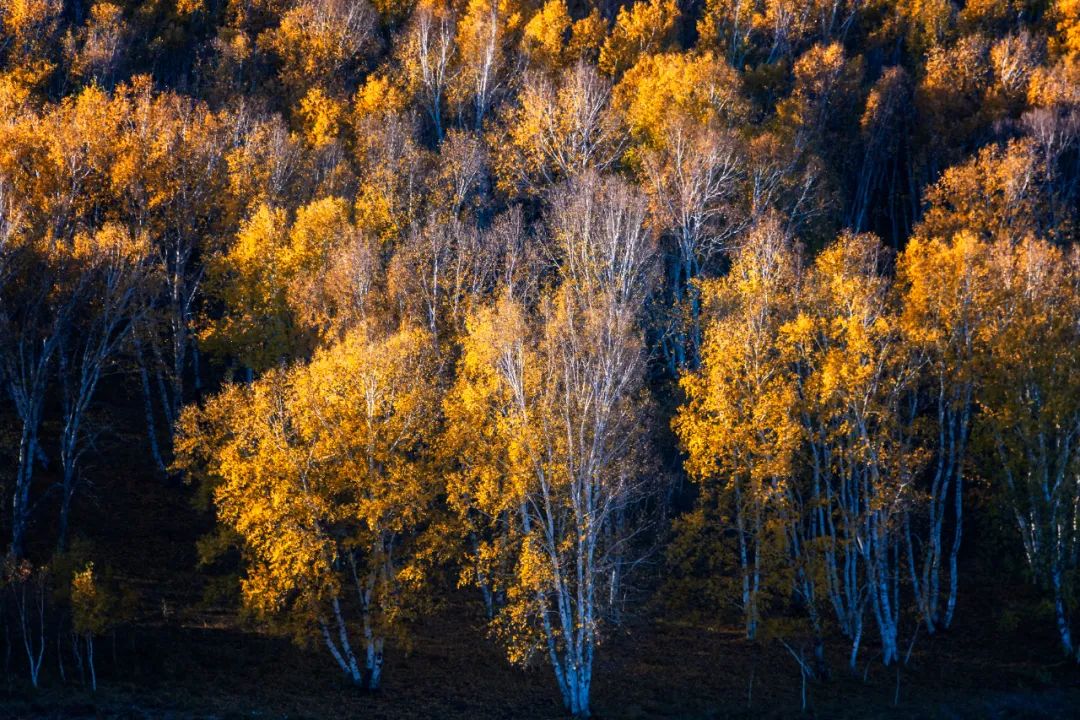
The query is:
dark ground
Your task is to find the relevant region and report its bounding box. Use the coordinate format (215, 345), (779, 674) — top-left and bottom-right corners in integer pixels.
(1, 592), (1079, 720)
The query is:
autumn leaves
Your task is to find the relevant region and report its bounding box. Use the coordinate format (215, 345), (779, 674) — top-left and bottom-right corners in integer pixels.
(676, 220), (1080, 671)
(176, 323), (440, 689)
(176, 171), (657, 714)
(1, 0), (1079, 713)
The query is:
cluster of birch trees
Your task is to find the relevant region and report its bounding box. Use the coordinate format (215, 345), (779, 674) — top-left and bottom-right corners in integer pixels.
(677, 217), (1080, 675)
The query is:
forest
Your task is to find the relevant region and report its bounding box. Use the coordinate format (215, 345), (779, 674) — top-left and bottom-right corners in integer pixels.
(0, 0), (1079, 716)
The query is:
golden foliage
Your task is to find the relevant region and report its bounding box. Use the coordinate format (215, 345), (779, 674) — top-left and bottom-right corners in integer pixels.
(598, 0), (678, 76)
(175, 322), (440, 633)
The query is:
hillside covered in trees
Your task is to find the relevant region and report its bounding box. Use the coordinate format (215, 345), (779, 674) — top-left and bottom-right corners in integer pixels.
(1, 0), (1079, 716)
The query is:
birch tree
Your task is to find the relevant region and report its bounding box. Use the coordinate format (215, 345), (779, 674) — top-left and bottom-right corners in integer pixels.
(785, 231), (923, 668)
(175, 322), (441, 689)
(673, 215), (803, 641)
(445, 172), (656, 716)
(896, 230), (992, 633)
(402, 0), (458, 142)
(56, 225), (153, 552)
(496, 61), (624, 195)
(976, 237), (1080, 660)
(257, 0), (378, 98)
(452, 0), (518, 130)
(616, 50), (749, 369)
(0, 232), (80, 559)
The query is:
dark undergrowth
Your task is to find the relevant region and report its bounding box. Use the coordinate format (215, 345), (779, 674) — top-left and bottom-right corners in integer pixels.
(2, 594), (1078, 720)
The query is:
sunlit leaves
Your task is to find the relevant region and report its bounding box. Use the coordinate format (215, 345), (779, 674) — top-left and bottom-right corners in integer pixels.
(175, 322), (440, 636)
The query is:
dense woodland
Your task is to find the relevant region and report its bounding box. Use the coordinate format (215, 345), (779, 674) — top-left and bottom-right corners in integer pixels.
(0, 0), (1079, 715)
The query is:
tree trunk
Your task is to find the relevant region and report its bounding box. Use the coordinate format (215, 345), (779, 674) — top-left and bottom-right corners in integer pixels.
(135, 337), (167, 474)
(1052, 564), (1074, 658)
(57, 464), (76, 554)
(11, 423), (38, 560)
(87, 633), (96, 692)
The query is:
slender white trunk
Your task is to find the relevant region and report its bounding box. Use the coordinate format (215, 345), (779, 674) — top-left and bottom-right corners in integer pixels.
(135, 336), (167, 474)
(361, 592), (383, 690)
(1052, 564), (1074, 657)
(319, 596), (363, 686)
(733, 482), (756, 639)
(87, 633), (97, 692)
(11, 424), (37, 560)
(57, 628), (66, 683)
(16, 578), (46, 688)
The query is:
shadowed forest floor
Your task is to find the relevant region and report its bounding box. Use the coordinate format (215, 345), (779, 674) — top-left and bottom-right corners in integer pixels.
(2, 597), (1079, 719)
